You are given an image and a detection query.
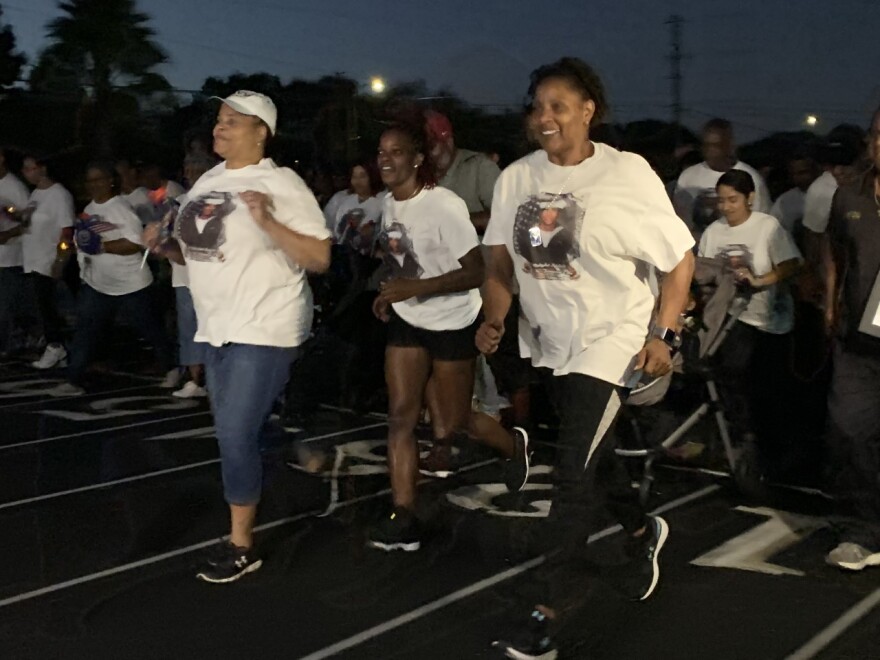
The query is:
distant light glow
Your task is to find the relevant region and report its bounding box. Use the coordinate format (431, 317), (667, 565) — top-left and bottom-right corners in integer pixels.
(805, 114), (819, 127)
(370, 77), (386, 94)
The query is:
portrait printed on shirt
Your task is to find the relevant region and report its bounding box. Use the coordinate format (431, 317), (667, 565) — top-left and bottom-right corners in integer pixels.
(377, 221), (422, 279)
(513, 193), (583, 280)
(337, 207), (377, 255)
(174, 192), (235, 262)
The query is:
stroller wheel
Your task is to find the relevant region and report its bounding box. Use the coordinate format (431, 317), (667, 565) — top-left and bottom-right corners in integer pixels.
(733, 441), (767, 501)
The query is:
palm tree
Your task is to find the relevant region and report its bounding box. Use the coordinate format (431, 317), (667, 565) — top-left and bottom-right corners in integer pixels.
(31, 0), (170, 155)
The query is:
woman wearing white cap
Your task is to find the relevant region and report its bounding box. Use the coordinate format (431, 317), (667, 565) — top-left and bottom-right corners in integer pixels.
(144, 90), (331, 583)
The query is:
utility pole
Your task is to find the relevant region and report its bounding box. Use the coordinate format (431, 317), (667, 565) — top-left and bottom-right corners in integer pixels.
(666, 14), (684, 144)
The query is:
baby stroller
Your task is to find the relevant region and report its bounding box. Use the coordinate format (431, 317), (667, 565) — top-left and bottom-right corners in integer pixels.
(615, 257), (757, 504)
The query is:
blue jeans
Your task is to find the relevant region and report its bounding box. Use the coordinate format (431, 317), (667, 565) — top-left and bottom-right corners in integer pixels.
(68, 284), (173, 385)
(204, 343), (298, 505)
(174, 286), (205, 367)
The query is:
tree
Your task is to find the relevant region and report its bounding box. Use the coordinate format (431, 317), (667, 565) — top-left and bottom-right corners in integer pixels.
(31, 0), (170, 156)
(0, 5), (25, 88)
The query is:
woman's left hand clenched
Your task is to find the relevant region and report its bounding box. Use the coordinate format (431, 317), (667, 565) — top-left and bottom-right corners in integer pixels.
(239, 190), (275, 229)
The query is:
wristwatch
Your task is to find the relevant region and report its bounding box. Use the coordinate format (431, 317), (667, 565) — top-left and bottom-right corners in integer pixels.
(651, 326), (682, 354)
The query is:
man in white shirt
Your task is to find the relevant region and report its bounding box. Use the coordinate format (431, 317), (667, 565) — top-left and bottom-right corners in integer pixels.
(770, 152), (819, 235)
(0, 148), (34, 354)
(674, 118), (771, 234)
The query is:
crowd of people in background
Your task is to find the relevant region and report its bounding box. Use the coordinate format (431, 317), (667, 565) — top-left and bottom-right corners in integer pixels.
(0, 55), (879, 659)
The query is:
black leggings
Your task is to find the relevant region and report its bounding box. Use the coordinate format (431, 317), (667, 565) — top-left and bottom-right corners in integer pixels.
(28, 272), (65, 345)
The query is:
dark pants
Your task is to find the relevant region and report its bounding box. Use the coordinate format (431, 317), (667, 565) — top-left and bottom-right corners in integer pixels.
(827, 343), (880, 549)
(533, 372), (646, 609)
(67, 284), (173, 386)
(28, 272), (65, 345)
(0, 267), (26, 351)
(715, 320), (792, 451)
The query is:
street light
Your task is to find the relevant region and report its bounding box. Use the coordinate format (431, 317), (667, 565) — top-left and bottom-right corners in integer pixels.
(805, 114), (819, 127)
(370, 76), (386, 95)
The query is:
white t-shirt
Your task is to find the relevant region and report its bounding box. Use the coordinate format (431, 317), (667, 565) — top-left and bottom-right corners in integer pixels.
(174, 158), (330, 348)
(79, 196), (153, 296)
(322, 189), (348, 232)
(484, 144), (694, 386)
(0, 173), (29, 268)
(332, 193), (383, 253)
(378, 186), (481, 331)
(769, 187), (806, 234)
(125, 187), (154, 226)
(674, 161), (771, 230)
(698, 211), (802, 334)
(801, 171), (837, 234)
(170, 192), (190, 288)
(21, 183), (75, 276)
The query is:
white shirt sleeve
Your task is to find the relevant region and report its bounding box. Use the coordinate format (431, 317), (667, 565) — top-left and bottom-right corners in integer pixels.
(767, 217), (802, 266)
(802, 177), (834, 234)
(272, 169), (332, 241)
(438, 192), (480, 260)
(630, 162), (695, 272)
(752, 173), (772, 214)
(108, 200), (146, 245)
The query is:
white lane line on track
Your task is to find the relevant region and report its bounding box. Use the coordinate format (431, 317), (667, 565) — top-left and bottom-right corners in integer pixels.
(300, 484), (723, 660)
(0, 384), (163, 410)
(0, 422), (389, 510)
(785, 586), (880, 660)
(0, 447), (496, 610)
(0, 411), (213, 451)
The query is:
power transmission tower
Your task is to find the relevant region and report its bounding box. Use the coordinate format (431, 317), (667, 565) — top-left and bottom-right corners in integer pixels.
(666, 14), (684, 143)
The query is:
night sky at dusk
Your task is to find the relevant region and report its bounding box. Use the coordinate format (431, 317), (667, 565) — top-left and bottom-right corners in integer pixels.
(5, 0), (880, 141)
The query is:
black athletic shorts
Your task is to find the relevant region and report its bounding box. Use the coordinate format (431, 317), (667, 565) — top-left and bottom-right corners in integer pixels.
(387, 309), (480, 361)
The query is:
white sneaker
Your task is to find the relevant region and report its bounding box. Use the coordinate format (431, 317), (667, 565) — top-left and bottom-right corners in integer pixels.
(31, 343), (67, 369)
(172, 381), (207, 398)
(826, 542), (880, 571)
(48, 382), (85, 397)
(160, 368), (183, 389)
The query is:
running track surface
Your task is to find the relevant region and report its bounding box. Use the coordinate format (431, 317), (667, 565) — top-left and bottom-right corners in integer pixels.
(0, 359), (877, 660)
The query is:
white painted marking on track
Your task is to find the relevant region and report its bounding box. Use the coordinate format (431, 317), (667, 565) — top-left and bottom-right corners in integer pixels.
(0, 411), (212, 451)
(786, 586), (880, 660)
(299, 484), (723, 660)
(0, 422), (389, 511)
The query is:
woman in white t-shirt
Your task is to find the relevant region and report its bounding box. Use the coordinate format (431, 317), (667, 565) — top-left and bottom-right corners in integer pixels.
(20, 154), (76, 369)
(365, 119), (495, 553)
(699, 169), (801, 454)
(331, 159), (384, 251)
(48, 162), (175, 397)
(480, 57), (695, 658)
(144, 90), (331, 584)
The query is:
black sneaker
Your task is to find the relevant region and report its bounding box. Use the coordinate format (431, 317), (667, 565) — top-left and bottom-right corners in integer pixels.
(367, 508), (421, 552)
(624, 515), (669, 601)
(492, 609), (558, 660)
(419, 443), (456, 479)
(195, 542), (263, 583)
(503, 427), (530, 492)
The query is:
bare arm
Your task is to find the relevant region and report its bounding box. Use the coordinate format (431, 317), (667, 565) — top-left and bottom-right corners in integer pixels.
(820, 233), (838, 334)
(102, 238), (144, 256)
(470, 210), (491, 233)
(476, 245), (515, 355)
(378, 247), (484, 303)
(0, 226), (22, 244)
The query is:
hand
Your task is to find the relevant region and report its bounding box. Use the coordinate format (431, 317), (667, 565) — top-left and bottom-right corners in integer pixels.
(372, 295), (390, 322)
(733, 267), (760, 288)
(239, 190), (275, 230)
(142, 221), (165, 253)
(378, 278), (423, 303)
(475, 320), (504, 355)
(635, 338), (673, 377)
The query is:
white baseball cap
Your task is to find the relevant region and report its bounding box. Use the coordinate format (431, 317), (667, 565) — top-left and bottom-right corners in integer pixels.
(213, 90), (277, 135)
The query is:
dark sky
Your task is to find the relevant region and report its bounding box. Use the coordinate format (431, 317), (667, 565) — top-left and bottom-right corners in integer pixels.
(7, 0), (880, 142)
